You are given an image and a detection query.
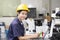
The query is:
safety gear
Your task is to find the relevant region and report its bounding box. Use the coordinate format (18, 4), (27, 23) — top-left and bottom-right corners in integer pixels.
(16, 4), (29, 12)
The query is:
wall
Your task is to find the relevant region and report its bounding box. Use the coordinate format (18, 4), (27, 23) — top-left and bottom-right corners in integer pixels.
(42, 0), (60, 14)
(51, 0), (60, 10)
(0, 0), (20, 17)
(42, 0), (49, 13)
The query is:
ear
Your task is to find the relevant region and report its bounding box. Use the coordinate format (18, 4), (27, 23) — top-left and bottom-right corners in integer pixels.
(17, 13), (19, 16)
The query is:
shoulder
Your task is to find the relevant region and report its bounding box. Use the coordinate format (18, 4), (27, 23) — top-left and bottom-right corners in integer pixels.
(10, 18), (19, 27)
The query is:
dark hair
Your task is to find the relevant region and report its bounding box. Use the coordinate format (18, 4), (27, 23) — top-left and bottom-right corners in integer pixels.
(17, 10), (28, 16)
(17, 10), (23, 14)
(17, 10), (22, 16)
(17, 10), (28, 14)
(47, 13), (50, 16)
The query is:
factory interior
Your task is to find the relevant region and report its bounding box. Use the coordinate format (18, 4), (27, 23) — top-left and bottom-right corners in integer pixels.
(0, 0), (60, 40)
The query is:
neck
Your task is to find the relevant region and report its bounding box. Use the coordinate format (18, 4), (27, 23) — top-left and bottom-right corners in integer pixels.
(17, 17), (22, 22)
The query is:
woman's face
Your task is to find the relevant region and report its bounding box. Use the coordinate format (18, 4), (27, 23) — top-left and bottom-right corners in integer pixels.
(18, 11), (28, 20)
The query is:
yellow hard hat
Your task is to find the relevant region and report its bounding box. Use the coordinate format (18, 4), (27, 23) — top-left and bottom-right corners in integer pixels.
(16, 4), (30, 12)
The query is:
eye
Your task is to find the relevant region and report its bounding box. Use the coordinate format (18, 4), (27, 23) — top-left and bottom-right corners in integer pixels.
(25, 13), (27, 15)
(22, 13), (24, 15)
(22, 13), (27, 15)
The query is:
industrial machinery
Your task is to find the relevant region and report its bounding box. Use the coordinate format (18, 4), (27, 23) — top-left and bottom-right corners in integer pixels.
(0, 22), (7, 40)
(22, 18), (36, 35)
(50, 8), (60, 40)
(23, 18), (49, 36)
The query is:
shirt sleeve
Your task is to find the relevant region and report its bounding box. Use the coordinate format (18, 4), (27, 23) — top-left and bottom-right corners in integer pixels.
(11, 23), (24, 37)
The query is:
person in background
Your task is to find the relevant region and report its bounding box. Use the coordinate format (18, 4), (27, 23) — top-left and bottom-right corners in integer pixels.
(46, 13), (52, 28)
(8, 4), (39, 40)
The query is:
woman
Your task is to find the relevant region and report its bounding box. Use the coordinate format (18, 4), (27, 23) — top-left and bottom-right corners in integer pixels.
(8, 4), (39, 40)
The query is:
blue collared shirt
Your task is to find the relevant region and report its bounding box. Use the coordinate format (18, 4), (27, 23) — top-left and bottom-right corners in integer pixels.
(8, 18), (25, 40)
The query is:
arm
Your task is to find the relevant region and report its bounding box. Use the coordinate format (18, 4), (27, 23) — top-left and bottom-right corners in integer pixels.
(18, 33), (40, 40)
(11, 24), (40, 40)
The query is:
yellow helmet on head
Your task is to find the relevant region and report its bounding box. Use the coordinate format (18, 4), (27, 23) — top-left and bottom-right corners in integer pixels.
(16, 4), (29, 12)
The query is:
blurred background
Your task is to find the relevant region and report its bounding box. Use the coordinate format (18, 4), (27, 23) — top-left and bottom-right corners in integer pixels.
(0, 0), (60, 40)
